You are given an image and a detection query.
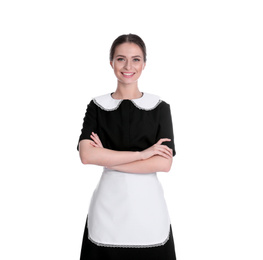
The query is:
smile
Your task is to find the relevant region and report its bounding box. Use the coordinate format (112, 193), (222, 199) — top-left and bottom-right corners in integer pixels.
(121, 72), (135, 78)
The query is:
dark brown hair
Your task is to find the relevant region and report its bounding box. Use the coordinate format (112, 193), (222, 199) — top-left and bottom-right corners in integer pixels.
(110, 34), (147, 62)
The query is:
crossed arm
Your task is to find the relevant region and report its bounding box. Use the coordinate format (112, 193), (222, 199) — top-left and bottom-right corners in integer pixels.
(79, 132), (173, 173)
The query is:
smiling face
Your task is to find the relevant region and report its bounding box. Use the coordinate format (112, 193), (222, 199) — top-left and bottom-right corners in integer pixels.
(110, 42), (146, 86)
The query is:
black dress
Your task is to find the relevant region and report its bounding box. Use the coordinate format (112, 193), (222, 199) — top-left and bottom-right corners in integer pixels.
(78, 93), (176, 260)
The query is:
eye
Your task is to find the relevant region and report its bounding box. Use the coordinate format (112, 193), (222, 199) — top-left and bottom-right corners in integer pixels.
(117, 58), (125, 61)
(133, 58), (140, 62)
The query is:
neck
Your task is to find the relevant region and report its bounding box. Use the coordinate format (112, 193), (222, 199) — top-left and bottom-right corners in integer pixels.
(112, 82), (142, 100)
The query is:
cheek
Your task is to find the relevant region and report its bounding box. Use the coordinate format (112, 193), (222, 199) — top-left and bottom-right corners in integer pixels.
(113, 67), (123, 79)
(137, 64), (144, 72)
(113, 63), (123, 71)
(112, 64), (120, 73)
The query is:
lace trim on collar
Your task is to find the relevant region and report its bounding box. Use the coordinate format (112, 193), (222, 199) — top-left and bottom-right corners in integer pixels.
(93, 93), (162, 111)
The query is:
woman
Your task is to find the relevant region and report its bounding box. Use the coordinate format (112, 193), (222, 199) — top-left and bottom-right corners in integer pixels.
(78, 34), (176, 260)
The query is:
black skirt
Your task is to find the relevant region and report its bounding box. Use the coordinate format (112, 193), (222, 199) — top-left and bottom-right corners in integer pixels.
(80, 218), (177, 260)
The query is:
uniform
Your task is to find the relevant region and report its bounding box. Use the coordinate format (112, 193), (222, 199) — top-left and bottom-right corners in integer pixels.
(78, 93), (176, 260)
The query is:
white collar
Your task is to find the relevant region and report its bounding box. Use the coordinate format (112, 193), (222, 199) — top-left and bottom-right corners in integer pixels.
(93, 93), (162, 111)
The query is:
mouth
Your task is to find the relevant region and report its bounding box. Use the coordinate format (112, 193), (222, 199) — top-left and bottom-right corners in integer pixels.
(121, 72), (135, 78)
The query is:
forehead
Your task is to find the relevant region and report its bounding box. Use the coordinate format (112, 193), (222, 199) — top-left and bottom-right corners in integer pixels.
(114, 42), (143, 57)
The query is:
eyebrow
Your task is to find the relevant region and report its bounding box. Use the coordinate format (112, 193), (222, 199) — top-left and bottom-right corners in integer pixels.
(116, 55), (142, 58)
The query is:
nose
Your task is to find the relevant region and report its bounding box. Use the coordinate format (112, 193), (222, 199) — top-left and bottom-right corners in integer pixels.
(124, 59), (132, 70)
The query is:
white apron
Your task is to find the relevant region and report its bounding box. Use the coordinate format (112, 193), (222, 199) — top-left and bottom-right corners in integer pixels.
(87, 168), (171, 247)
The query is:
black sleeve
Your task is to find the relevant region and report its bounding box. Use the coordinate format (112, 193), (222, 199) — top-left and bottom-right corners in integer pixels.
(77, 100), (98, 150)
(156, 102), (176, 156)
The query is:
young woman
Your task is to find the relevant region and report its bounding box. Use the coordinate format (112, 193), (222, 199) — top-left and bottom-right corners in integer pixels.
(78, 34), (176, 260)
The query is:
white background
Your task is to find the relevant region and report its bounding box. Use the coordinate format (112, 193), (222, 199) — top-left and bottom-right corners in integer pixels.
(1, 0), (262, 259)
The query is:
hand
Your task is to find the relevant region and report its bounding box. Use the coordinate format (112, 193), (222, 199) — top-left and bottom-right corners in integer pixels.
(90, 132), (104, 148)
(140, 138), (173, 160)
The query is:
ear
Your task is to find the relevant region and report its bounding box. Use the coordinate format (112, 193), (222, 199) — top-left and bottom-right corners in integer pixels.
(110, 61), (113, 68)
(143, 62), (146, 70)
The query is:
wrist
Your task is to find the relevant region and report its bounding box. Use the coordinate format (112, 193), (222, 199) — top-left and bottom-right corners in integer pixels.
(137, 151), (144, 160)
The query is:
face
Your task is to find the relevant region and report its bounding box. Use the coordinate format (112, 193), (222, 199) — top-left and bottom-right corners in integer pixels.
(110, 42), (146, 85)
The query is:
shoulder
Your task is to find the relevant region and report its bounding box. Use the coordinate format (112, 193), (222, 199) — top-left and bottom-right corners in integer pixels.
(132, 93), (162, 111)
(92, 93), (120, 111)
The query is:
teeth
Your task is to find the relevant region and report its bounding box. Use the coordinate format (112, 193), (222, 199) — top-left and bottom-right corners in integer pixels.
(123, 73), (134, 75)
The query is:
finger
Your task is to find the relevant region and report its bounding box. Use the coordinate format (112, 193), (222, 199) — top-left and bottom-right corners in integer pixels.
(91, 132), (102, 144)
(90, 136), (100, 147)
(163, 146), (173, 156)
(151, 144), (172, 158)
(90, 141), (101, 148)
(156, 138), (171, 145)
(95, 135), (103, 146)
(90, 134), (97, 142)
(91, 132), (99, 143)
(163, 144), (173, 154)
(157, 150), (172, 159)
(161, 147), (173, 158)
(90, 141), (97, 147)
(157, 145), (173, 157)
(91, 132), (103, 148)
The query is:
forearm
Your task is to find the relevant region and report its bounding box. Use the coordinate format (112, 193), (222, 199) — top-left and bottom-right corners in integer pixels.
(79, 140), (142, 167)
(109, 155), (173, 173)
